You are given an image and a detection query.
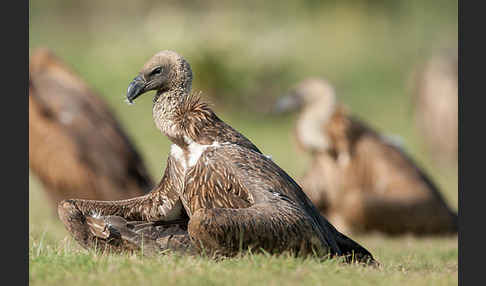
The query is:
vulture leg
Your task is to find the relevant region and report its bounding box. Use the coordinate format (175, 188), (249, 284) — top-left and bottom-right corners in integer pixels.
(187, 201), (331, 259)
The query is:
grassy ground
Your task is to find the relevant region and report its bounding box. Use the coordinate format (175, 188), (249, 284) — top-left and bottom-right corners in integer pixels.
(30, 180), (458, 286)
(30, 234), (457, 286)
(30, 173), (458, 286)
(29, 1), (457, 285)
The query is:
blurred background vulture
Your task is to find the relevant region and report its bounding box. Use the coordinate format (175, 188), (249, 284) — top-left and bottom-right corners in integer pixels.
(274, 78), (458, 236)
(409, 48), (458, 168)
(29, 48), (154, 208)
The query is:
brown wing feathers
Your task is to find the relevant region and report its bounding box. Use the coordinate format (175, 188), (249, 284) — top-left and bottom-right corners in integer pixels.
(286, 78), (457, 236)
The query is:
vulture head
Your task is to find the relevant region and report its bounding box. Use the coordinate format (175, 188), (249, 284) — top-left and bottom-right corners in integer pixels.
(126, 50), (193, 104)
(274, 78), (336, 114)
(273, 78), (340, 153)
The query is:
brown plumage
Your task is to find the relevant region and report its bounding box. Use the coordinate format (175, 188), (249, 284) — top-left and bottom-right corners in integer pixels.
(274, 78), (458, 236)
(410, 50), (458, 166)
(29, 48), (153, 207)
(58, 51), (376, 265)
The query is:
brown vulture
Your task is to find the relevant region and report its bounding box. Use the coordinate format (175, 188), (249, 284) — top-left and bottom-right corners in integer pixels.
(29, 48), (153, 208)
(273, 78), (457, 236)
(409, 50), (458, 167)
(58, 51), (376, 265)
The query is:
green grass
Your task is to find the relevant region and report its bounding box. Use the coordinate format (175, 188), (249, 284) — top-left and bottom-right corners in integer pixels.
(29, 1), (457, 285)
(30, 194), (458, 286)
(29, 243), (457, 286)
(29, 208), (458, 286)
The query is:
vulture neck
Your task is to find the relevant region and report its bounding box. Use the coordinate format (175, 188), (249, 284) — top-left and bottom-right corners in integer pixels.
(296, 98), (336, 153)
(152, 87), (217, 149)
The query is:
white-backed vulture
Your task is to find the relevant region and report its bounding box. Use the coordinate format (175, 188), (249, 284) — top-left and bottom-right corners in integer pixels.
(57, 51), (376, 265)
(29, 48), (153, 208)
(410, 50), (458, 166)
(274, 78), (457, 236)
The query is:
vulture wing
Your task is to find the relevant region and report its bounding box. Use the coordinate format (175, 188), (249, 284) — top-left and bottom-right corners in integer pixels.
(185, 143), (375, 263)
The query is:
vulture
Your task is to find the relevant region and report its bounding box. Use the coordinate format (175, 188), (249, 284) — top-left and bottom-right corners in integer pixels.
(410, 50), (458, 167)
(273, 78), (458, 236)
(58, 50), (376, 265)
(29, 48), (153, 208)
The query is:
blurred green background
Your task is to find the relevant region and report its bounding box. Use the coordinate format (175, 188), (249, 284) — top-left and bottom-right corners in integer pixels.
(29, 0), (458, 228)
(29, 0), (458, 223)
(29, 1), (457, 284)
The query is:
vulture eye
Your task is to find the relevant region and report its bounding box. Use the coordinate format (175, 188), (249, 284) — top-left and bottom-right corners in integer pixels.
(150, 67), (162, 76)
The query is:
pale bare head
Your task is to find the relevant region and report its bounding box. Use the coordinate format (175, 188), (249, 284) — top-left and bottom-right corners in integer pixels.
(126, 50), (193, 103)
(273, 78), (339, 152)
(294, 78), (336, 105)
(274, 78), (336, 114)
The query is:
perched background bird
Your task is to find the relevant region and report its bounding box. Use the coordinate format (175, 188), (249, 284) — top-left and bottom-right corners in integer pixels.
(29, 48), (154, 208)
(274, 78), (457, 236)
(409, 48), (458, 168)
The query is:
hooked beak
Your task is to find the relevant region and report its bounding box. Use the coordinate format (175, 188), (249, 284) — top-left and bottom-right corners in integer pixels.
(272, 91), (303, 114)
(126, 75), (146, 104)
